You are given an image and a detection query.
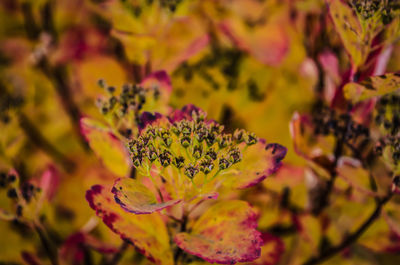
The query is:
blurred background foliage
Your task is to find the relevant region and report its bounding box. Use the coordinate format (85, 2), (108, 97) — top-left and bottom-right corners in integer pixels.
(1, 0), (400, 264)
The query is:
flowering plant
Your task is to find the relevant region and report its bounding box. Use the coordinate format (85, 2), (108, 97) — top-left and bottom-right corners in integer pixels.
(85, 98), (286, 264)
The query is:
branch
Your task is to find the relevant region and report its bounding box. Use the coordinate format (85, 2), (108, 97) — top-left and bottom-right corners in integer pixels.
(102, 241), (129, 265)
(34, 224), (59, 265)
(302, 192), (393, 265)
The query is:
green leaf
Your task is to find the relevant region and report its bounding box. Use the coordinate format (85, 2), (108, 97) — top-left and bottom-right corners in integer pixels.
(329, 0), (367, 68)
(112, 177), (181, 214)
(86, 185), (173, 265)
(344, 72), (400, 102)
(223, 141), (287, 189)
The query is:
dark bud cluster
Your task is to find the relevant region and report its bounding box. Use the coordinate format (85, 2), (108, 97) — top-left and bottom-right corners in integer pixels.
(0, 172), (16, 188)
(375, 93), (400, 165)
(21, 182), (39, 203)
(312, 102), (369, 141)
(96, 79), (161, 136)
(126, 110), (254, 183)
(1, 171), (41, 219)
(159, 0), (184, 12)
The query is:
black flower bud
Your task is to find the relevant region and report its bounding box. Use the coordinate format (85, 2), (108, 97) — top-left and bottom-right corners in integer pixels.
(184, 164), (199, 179)
(101, 106), (109, 115)
(132, 155), (142, 167)
(245, 132), (258, 146)
(107, 86), (116, 93)
(233, 129), (245, 143)
(195, 125), (208, 142)
(7, 188), (18, 199)
(171, 123), (180, 136)
(147, 149), (158, 162)
(173, 156), (185, 169)
(209, 123), (223, 134)
(180, 122), (192, 136)
(205, 148), (217, 160)
(21, 183), (35, 203)
(97, 79), (106, 88)
(8, 174), (16, 183)
(228, 148), (241, 164)
(205, 133), (216, 146)
(193, 144), (203, 159)
(180, 136), (191, 148)
(145, 126), (157, 139)
(159, 150), (172, 167)
(199, 159), (214, 174)
(16, 205), (23, 217)
(219, 158), (231, 170)
(217, 134), (231, 149)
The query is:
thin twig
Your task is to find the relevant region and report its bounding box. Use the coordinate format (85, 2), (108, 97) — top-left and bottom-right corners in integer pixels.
(34, 224), (59, 265)
(173, 215), (188, 264)
(104, 241), (130, 265)
(302, 192), (393, 265)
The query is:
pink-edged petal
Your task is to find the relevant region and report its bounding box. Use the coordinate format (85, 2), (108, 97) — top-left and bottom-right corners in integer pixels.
(85, 185), (173, 265)
(174, 200), (262, 264)
(80, 117), (130, 177)
(244, 233), (285, 265)
(225, 141), (287, 189)
(112, 178), (181, 214)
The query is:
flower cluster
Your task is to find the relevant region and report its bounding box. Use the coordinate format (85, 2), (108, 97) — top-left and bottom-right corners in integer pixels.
(94, 71), (171, 139)
(128, 107), (258, 185)
(107, 105), (286, 212)
(86, 105), (287, 264)
(374, 93), (400, 164)
(312, 102), (369, 142)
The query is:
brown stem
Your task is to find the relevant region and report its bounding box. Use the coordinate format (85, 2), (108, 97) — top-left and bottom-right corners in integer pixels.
(302, 192), (393, 265)
(19, 112), (75, 171)
(173, 215), (188, 264)
(34, 224), (59, 265)
(20, 3), (88, 152)
(103, 241), (129, 265)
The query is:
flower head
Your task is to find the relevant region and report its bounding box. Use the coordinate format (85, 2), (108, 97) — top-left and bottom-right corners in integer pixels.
(114, 105), (287, 210)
